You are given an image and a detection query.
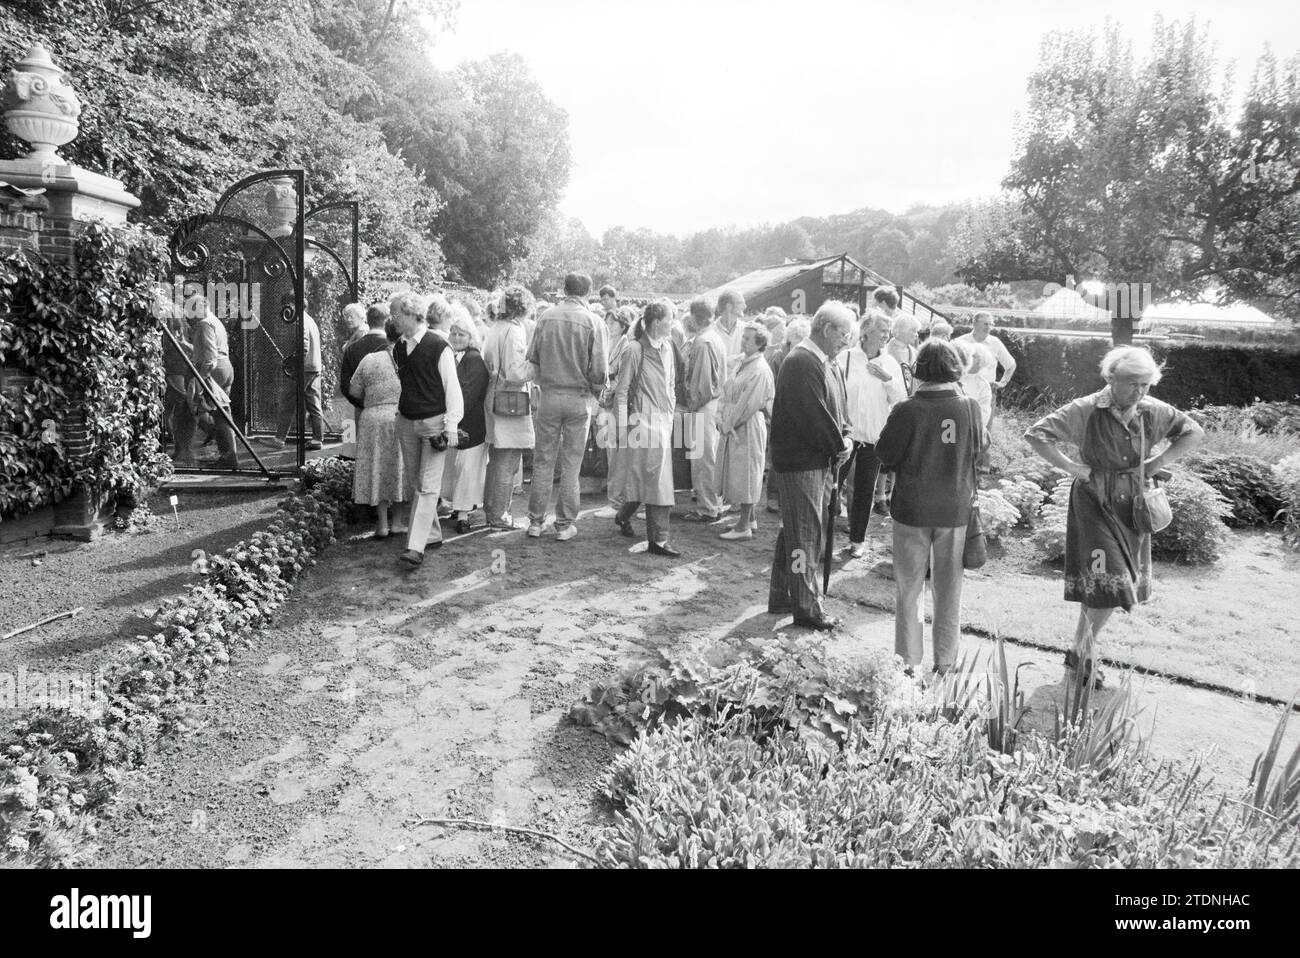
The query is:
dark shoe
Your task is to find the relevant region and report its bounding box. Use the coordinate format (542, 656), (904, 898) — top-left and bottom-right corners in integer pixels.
(792, 615), (840, 632)
(1063, 650), (1105, 690)
(305, 440), (324, 451)
(648, 542), (681, 557)
(398, 549), (423, 567)
(872, 499), (890, 517)
(426, 540), (443, 551)
(454, 518), (472, 535)
(614, 518), (636, 538)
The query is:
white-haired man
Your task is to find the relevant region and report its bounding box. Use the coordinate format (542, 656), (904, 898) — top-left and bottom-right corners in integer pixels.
(715, 288), (747, 359)
(767, 302), (855, 631)
(392, 291), (464, 566)
(954, 311), (1017, 468)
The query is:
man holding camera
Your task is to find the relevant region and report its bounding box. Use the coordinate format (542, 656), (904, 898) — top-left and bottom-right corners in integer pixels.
(391, 291), (464, 566)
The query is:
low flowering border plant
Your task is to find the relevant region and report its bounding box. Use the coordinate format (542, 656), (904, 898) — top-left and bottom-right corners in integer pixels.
(0, 459), (355, 866)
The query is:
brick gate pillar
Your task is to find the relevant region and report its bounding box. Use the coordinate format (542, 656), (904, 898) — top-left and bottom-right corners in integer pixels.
(0, 43), (141, 540)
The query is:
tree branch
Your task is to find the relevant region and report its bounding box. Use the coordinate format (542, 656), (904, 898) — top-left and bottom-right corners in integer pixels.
(405, 816), (599, 864)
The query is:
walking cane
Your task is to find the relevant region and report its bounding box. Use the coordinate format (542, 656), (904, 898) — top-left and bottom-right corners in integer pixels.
(823, 480), (839, 596)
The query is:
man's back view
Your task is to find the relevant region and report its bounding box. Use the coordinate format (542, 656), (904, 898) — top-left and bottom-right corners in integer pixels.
(526, 272), (607, 540)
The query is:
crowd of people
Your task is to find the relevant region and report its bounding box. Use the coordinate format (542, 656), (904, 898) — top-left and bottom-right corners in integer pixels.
(166, 270), (1204, 689)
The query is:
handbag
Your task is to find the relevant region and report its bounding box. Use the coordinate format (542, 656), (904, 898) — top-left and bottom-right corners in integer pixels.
(962, 397), (988, 569)
(491, 326), (530, 417)
(1130, 415), (1173, 534)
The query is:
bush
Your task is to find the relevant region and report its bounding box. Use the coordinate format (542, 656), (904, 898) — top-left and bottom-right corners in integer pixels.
(596, 702), (1300, 869)
(1274, 454), (1300, 550)
(1182, 452), (1287, 527)
(1152, 472), (1232, 564)
(995, 476), (1049, 526)
(1190, 400), (1300, 434)
(1032, 476), (1073, 561)
(0, 222), (171, 520)
(0, 458), (355, 865)
(569, 634), (912, 748)
(976, 489), (1019, 541)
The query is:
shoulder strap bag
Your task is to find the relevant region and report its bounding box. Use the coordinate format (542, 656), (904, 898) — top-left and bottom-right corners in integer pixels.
(1130, 413), (1173, 534)
(491, 325), (530, 418)
(963, 396), (988, 570)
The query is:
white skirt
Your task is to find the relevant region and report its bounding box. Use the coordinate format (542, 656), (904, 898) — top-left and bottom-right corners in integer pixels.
(441, 443), (489, 511)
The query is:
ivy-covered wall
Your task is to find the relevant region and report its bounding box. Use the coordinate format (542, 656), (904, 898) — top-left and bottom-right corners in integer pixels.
(0, 220), (171, 521)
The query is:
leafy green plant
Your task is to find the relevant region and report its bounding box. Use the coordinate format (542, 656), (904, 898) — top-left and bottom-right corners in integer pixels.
(1246, 692), (1300, 827)
(1152, 471), (1232, 564)
(976, 488), (1022, 540)
(1182, 451), (1286, 527)
(995, 475), (1051, 525)
(0, 458), (356, 866)
(0, 222), (172, 521)
(1032, 475), (1073, 561)
(568, 637), (912, 749)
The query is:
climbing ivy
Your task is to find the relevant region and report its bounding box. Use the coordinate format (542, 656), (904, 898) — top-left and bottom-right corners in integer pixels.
(0, 220), (171, 520)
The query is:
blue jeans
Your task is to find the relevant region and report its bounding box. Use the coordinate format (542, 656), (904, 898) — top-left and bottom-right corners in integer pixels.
(484, 445), (524, 524)
(527, 389), (591, 529)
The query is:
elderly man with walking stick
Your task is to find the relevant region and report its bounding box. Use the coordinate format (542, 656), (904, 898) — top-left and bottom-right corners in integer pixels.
(767, 302), (854, 631)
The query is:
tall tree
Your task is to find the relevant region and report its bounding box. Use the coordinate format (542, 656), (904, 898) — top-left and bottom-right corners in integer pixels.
(959, 17), (1300, 320)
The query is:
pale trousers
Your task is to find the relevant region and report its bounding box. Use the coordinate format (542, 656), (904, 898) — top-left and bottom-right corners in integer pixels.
(396, 413), (448, 552)
(687, 399), (722, 515)
(892, 520), (968, 671)
(484, 445), (524, 524)
(528, 389), (591, 529)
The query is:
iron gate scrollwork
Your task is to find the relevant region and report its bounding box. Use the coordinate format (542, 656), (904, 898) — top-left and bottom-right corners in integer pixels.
(163, 169), (307, 477)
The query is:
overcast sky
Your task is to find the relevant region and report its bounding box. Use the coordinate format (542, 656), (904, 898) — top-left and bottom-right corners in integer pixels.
(429, 0), (1300, 238)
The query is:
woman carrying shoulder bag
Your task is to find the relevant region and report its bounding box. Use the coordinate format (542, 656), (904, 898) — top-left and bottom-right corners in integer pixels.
(876, 340), (986, 679)
(483, 285), (537, 530)
(1025, 346), (1203, 689)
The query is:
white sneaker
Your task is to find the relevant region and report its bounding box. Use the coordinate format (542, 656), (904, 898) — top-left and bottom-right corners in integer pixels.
(527, 523), (543, 538)
(555, 525), (578, 542)
(848, 542), (866, 559)
(719, 528), (752, 541)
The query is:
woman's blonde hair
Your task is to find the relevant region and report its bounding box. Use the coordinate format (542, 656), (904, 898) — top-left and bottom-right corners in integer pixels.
(1100, 345), (1162, 385)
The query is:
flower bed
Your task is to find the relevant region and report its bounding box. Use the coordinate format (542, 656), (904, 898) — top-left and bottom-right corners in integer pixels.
(0, 458), (355, 866)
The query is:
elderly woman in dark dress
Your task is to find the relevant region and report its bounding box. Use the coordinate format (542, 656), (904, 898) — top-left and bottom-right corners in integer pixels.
(1026, 346), (1203, 689)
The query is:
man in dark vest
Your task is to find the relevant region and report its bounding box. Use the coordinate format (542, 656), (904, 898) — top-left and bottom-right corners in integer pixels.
(391, 291), (464, 566)
(767, 301), (855, 630)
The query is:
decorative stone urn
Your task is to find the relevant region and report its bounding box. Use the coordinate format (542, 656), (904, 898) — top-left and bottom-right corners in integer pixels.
(2, 44), (82, 161)
(263, 178), (299, 237)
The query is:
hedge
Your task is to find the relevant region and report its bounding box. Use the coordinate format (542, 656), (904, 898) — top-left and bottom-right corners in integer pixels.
(0, 221), (171, 521)
(0, 458), (354, 866)
(985, 331), (1300, 410)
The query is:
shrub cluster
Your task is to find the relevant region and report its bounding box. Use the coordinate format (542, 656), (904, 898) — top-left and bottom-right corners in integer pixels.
(975, 488), (1019, 541)
(1031, 471), (1232, 564)
(1151, 472), (1232, 564)
(597, 699), (1299, 869)
(0, 222), (171, 520)
(1182, 452), (1286, 527)
(0, 458), (355, 865)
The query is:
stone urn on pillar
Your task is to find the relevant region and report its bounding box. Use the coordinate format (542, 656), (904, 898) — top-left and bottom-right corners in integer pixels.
(0, 44), (139, 541)
(2, 43), (82, 161)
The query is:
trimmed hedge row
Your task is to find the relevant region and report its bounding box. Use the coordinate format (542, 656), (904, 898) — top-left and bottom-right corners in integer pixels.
(0, 458), (354, 866)
(984, 331), (1300, 409)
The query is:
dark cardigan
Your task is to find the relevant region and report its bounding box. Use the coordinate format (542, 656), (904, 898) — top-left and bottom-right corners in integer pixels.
(770, 346), (847, 473)
(875, 389), (986, 527)
(455, 347), (489, 449)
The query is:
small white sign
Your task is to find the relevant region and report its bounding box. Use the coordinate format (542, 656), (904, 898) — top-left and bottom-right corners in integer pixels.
(169, 495), (179, 507)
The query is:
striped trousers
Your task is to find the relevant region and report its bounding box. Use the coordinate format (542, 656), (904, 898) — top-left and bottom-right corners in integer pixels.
(768, 466), (833, 620)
